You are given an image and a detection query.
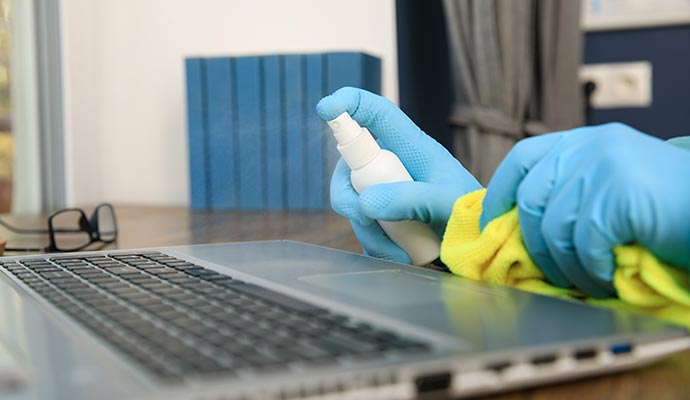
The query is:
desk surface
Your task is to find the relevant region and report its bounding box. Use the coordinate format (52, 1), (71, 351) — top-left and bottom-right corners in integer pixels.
(3, 205), (690, 399)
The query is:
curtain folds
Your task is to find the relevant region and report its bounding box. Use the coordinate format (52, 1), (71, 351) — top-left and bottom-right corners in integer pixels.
(442, 0), (583, 185)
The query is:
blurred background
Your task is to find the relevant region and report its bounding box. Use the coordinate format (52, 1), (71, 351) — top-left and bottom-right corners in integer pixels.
(1, 0), (689, 214)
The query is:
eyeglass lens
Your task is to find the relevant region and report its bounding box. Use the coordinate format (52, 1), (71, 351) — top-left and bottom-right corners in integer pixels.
(97, 205), (116, 242)
(51, 210), (92, 251)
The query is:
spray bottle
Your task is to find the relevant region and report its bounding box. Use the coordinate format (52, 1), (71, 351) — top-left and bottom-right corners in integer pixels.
(327, 112), (441, 266)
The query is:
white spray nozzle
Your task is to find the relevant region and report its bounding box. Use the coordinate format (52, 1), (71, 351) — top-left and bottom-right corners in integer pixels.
(328, 112), (363, 145)
(327, 111), (380, 170)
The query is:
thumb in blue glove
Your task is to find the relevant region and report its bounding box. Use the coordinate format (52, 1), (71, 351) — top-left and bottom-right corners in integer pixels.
(480, 123), (690, 298)
(317, 87), (481, 264)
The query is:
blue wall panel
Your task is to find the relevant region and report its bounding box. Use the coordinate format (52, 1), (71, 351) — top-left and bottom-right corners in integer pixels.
(584, 26), (690, 139)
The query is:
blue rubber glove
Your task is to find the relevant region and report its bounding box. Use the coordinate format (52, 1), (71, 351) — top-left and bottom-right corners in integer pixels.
(317, 87), (481, 263)
(480, 123), (690, 298)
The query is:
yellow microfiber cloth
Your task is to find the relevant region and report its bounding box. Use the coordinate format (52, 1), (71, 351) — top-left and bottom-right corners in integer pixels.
(440, 189), (690, 329)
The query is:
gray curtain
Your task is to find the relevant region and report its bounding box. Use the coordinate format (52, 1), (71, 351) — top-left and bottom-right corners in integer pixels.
(442, 0), (583, 185)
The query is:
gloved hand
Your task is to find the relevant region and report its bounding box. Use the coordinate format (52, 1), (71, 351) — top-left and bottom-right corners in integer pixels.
(480, 123), (690, 298)
(316, 87), (481, 264)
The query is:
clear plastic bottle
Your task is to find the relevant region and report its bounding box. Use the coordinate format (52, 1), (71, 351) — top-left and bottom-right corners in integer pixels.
(327, 112), (441, 266)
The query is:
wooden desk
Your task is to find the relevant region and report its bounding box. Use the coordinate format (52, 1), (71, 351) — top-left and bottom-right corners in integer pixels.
(3, 205), (689, 399)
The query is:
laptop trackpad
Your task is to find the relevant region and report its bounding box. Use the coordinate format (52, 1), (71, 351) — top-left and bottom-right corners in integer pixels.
(300, 269), (444, 308)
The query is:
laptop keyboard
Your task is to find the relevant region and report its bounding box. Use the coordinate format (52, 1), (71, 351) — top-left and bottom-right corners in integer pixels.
(0, 252), (431, 381)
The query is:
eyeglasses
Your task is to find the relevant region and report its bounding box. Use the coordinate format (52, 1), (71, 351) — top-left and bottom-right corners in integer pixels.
(0, 203), (118, 253)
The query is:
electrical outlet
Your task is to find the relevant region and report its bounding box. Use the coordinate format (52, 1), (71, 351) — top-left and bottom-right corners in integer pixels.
(579, 61), (652, 108)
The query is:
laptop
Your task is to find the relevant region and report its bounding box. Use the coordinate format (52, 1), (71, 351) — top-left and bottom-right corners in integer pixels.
(0, 240), (687, 399)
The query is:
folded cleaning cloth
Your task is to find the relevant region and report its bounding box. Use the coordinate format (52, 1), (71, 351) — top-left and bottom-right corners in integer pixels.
(440, 189), (690, 329)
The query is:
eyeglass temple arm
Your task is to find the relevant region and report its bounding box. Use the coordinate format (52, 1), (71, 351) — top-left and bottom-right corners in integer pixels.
(4, 246), (48, 252)
(0, 218), (49, 235)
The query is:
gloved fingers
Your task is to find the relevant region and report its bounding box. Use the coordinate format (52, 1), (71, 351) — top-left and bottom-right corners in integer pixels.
(573, 191), (630, 287)
(330, 158), (372, 226)
(358, 181), (464, 226)
(316, 86), (362, 121)
(513, 149), (572, 288)
(480, 132), (566, 230)
(331, 156), (412, 264)
(316, 87), (416, 139)
(316, 87), (443, 181)
(541, 177), (616, 298)
(351, 220), (412, 264)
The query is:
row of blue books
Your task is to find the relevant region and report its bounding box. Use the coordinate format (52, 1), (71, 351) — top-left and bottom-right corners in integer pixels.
(185, 52), (382, 210)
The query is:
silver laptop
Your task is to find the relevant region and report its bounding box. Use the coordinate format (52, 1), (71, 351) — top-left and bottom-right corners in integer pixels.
(0, 240), (687, 399)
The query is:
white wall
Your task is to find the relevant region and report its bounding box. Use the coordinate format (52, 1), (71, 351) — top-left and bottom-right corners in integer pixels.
(60, 0), (399, 206)
(10, 0), (42, 214)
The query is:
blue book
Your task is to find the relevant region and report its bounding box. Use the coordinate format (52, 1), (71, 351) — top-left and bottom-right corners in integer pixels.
(185, 52), (381, 211)
(324, 52), (382, 206)
(205, 57), (237, 210)
(185, 58), (209, 210)
(363, 54), (382, 95)
(283, 54), (306, 209)
(326, 52), (363, 94)
(235, 57), (264, 209)
(262, 55), (284, 210)
(304, 54), (326, 210)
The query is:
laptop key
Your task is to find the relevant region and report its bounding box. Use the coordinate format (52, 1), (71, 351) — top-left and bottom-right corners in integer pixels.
(106, 266), (141, 275)
(91, 262), (122, 268)
(25, 265), (59, 272)
(40, 271), (74, 280)
(144, 267), (177, 275)
(22, 259), (54, 265)
(184, 268), (219, 277)
(229, 283), (321, 313)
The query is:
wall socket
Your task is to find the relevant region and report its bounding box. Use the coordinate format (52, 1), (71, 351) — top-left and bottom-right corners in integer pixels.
(579, 61), (652, 108)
